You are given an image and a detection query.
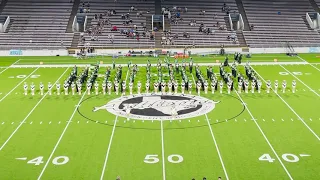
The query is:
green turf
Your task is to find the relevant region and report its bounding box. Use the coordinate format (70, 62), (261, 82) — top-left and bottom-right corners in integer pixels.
(0, 54), (320, 180)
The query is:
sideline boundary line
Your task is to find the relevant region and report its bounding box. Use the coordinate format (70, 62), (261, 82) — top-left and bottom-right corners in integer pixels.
(0, 67), (39, 103)
(251, 66), (320, 141)
(0, 67), (69, 151)
(297, 56), (320, 72)
(0, 59), (21, 75)
(191, 74), (229, 180)
(99, 67), (130, 180)
(234, 91), (293, 179)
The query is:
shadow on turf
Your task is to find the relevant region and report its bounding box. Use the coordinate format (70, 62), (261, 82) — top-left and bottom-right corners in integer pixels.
(77, 93), (245, 130)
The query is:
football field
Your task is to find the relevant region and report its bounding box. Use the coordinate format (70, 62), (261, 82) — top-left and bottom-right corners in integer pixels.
(0, 54), (320, 180)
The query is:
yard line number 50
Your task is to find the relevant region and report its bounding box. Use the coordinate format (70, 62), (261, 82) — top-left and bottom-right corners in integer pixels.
(144, 154), (183, 164)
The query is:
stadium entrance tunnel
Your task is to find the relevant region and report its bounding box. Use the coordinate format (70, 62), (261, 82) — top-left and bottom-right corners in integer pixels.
(77, 93), (245, 130)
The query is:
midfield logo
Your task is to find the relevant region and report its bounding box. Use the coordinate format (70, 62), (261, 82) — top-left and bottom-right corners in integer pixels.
(93, 94), (218, 120)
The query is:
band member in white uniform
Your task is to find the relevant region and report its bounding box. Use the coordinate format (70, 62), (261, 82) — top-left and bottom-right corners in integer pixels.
(204, 81), (208, 94)
(129, 81), (133, 95)
(292, 80), (296, 93)
(71, 82), (76, 95)
(48, 82), (53, 95)
(188, 81), (192, 94)
(257, 80), (262, 93)
(244, 79), (249, 93)
(211, 80), (216, 94)
(168, 81), (172, 94)
(197, 81), (201, 96)
(251, 81), (256, 93)
(238, 79), (242, 94)
(39, 82), (44, 96)
(219, 80), (223, 94)
(266, 80), (271, 94)
(274, 80), (278, 93)
(137, 81), (141, 94)
(56, 82), (61, 95)
(161, 81), (166, 94)
(77, 81), (82, 95)
(282, 80), (286, 93)
(227, 80), (232, 94)
(145, 81), (150, 94)
(122, 81), (126, 95)
(64, 81), (69, 95)
(107, 81), (112, 95)
(102, 82), (106, 95)
(31, 82), (35, 96)
(87, 81), (92, 95)
(114, 81), (119, 95)
(23, 82), (28, 96)
(174, 81), (178, 94)
(94, 81), (99, 95)
(181, 81), (185, 94)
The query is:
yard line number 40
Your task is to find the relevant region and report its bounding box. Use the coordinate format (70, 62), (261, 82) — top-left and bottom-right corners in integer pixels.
(259, 153), (310, 163)
(27, 156), (69, 166)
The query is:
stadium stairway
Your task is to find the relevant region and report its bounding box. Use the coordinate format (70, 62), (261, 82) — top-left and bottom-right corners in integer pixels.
(164, 18), (171, 31)
(85, 17), (92, 31)
(155, 32), (162, 48)
(302, 16), (315, 30)
(309, 0), (320, 12)
(224, 17), (232, 31)
(4, 18), (13, 32)
(0, 0), (8, 15)
(146, 16), (152, 31)
(234, 0), (250, 30)
(70, 32), (80, 48)
(155, 0), (161, 14)
(66, 0), (80, 33)
(236, 31), (247, 47)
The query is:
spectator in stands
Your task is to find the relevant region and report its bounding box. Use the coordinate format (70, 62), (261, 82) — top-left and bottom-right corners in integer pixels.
(111, 26), (118, 31)
(250, 24), (254, 31)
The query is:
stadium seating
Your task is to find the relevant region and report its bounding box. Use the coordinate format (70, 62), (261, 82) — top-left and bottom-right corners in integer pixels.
(0, 0), (74, 49)
(242, 0), (320, 48)
(77, 0), (155, 49)
(161, 0), (240, 48)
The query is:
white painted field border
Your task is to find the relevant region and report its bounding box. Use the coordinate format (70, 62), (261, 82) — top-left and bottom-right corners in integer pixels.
(100, 67), (131, 180)
(160, 120), (166, 180)
(234, 91), (293, 179)
(251, 66), (320, 141)
(0, 59), (21, 75)
(191, 74), (229, 179)
(297, 56), (320, 72)
(37, 88), (87, 180)
(0, 67), (39, 103)
(0, 67), (69, 151)
(280, 65), (320, 97)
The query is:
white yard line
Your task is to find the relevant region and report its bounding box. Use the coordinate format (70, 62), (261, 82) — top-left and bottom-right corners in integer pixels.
(234, 91), (293, 180)
(0, 67), (39, 103)
(37, 88), (87, 180)
(99, 68), (130, 180)
(251, 66), (320, 141)
(204, 114), (229, 180)
(297, 56), (320, 72)
(0, 59), (21, 75)
(280, 65), (320, 97)
(191, 74), (229, 179)
(0, 68), (69, 151)
(160, 120), (166, 180)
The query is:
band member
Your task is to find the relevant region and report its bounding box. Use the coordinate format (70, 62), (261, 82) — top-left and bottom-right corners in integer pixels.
(137, 81), (141, 94)
(129, 81), (133, 95)
(282, 80), (286, 93)
(181, 81), (185, 94)
(197, 81), (201, 96)
(48, 82), (52, 95)
(238, 79), (242, 93)
(31, 82), (35, 96)
(122, 81), (126, 95)
(77, 81), (82, 95)
(107, 81), (112, 95)
(219, 80), (223, 94)
(211, 80), (216, 94)
(188, 81), (192, 94)
(94, 81), (99, 95)
(87, 81), (92, 95)
(204, 80), (208, 94)
(266, 80), (271, 93)
(154, 81), (159, 93)
(227, 80), (232, 94)
(292, 80), (296, 93)
(39, 82), (44, 96)
(24, 82), (28, 95)
(56, 82), (61, 95)
(168, 81), (172, 94)
(174, 81), (178, 94)
(114, 81), (119, 95)
(146, 81), (150, 93)
(161, 81), (166, 94)
(251, 80), (256, 93)
(257, 80), (262, 93)
(244, 79), (249, 93)
(64, 81), (69, 95)
(274, 80), (278, 93)
(71, 82), (76, 95)
(102, 82), (106, 95)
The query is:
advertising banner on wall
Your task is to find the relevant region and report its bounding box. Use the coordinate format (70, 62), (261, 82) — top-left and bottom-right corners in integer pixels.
(9, 49), (23, 55)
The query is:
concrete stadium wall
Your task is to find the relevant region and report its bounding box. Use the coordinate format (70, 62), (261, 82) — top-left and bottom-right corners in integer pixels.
(0, 49), (69, 56)
(0, 47), (319, 56)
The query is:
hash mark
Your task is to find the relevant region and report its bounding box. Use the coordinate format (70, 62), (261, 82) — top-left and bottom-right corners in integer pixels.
(281, 119), (284, 121)
(197, 120), (200, 122)
(272, 119), (275, 121)
(291, 118), (293, 121)
(188, 120), (190, 122)
(179, 120), (181, 122)
(310, 118), (313, 121)
(30, 122), (32, 124)
(86, 121), (89, 123)
(49, 121), (51, 124)
(58, 121), (61, 124)
(105, 121), (107, 123)
(11, 122), (14, 124)
(216, 119), (219, 122)
(133, 120), (135, 123)
(262, 119), (265, 121)
(244, 119), (247, 122)
(77, 121), (80, 124)
(235, 119), (237, 122)
(1, 122), (4, 125)
(96, 121), (98, 123)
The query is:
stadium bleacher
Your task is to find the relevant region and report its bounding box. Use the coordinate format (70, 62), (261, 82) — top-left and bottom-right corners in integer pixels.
(77, 0), (155, 49)
(0, 0), (74, 49)
(161, 0), (240, 48)
(242, 0), (320, 48)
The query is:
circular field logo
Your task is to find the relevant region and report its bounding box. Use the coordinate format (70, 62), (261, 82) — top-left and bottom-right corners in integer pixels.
(93, 94), (218, 120)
